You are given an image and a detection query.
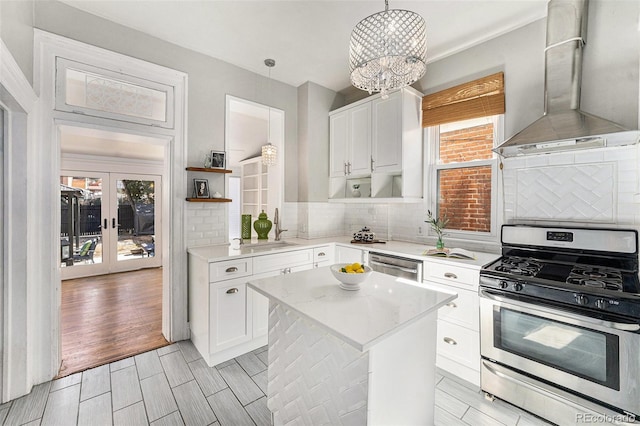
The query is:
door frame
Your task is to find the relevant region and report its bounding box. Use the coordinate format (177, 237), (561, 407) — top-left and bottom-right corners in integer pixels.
(34, 30), (189, 384)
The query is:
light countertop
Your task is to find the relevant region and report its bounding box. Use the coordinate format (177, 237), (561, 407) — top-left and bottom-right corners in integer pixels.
(248, 267), (457, 352)
(188, 237), (499, 269)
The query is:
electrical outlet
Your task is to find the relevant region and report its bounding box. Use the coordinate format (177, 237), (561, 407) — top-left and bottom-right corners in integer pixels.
(417, 226), (423, 236)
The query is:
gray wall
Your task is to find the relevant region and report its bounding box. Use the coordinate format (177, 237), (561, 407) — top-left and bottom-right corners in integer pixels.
(297, 81), (343, 202)
(0, 0), (34, 84)
(415, 0), (639, 139)
(33, 0), (301, 201)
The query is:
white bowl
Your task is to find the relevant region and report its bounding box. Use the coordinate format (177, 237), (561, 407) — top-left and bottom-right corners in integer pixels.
(330, 263), (373, 290)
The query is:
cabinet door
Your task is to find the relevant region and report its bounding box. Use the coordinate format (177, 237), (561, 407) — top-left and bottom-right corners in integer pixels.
(335, 245), (364, 264)
(250, 262), (315, 338)
(348, 102), (372, 176)
(210, 278), (252, 353)
(372, 91), (402, 173)
(329, 111), (349, 177)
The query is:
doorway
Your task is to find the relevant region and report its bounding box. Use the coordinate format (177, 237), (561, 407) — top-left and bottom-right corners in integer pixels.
(60, 171), (161, 280)
(59, 125), (168, 375)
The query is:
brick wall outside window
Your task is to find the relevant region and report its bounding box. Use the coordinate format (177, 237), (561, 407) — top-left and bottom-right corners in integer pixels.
(437, 123), (493, 232)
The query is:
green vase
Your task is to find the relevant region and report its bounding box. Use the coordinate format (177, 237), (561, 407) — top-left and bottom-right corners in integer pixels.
(241, 214), (252, 239)
(436, 237), (445, 250)
(253, 210), (272, 240)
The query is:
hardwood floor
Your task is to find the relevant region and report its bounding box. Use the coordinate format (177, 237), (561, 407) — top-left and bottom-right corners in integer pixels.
(60, 268), (169, 378)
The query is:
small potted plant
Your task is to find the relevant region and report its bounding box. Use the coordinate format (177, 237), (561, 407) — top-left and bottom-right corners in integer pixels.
(426, 210), (449, 250)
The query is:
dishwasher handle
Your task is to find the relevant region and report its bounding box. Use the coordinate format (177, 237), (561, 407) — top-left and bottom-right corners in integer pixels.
(369, 259), (418, 274)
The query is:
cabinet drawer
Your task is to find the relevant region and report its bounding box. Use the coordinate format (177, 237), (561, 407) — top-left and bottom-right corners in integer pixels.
(425, 262), (479, 289)
(436, 320), (480, 372)
(209, 258), (253, 283)
(253, 249), (314, 274)
(425, 282), (479, 331)
(313, 246), (333, 263)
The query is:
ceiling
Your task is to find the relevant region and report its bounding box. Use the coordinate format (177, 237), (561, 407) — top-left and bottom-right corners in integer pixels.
(59, 0), (548, 93)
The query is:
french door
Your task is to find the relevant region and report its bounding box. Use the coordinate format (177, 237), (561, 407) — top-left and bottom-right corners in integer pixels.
(61, 171), (161, 280)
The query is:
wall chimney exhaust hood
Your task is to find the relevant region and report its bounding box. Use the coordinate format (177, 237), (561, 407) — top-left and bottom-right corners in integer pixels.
(494, 0), (639, 157)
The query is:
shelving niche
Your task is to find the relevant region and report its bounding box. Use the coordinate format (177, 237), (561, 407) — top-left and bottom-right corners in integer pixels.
(185, 167), (232, 202)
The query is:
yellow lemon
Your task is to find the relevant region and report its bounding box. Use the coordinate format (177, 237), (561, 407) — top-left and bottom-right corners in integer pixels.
(357, 268), (365, 273)
(351, 262), (362, 270)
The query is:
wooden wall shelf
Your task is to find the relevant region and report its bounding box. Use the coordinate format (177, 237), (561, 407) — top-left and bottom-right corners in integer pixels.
(186, 167), (232, 174)
(185, 198), (232, 203)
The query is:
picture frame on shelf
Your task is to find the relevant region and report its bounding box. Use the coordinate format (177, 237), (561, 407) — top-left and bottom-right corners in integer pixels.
(194, 178), (210, 198)
(210, 150), (226, 169)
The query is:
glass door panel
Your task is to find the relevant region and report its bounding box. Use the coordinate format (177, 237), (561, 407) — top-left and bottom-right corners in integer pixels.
(60, 173), (110, 279)
(495, 307), (619, 389)
(114, 177), (158, 265)
(109, 173), (161, 273)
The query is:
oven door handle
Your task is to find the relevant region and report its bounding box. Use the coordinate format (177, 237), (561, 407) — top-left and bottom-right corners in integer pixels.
(369, 260), (418, 274)
(479, 289), (640, 332)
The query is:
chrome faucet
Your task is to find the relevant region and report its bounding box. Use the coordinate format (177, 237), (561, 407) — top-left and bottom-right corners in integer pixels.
(273, 208), (288, 241)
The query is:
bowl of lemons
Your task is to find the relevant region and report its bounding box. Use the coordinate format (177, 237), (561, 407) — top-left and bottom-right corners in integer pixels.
(330, 262), (373, 290)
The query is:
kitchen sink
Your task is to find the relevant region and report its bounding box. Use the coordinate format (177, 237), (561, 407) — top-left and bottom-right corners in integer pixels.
(239, 241), (298, 253)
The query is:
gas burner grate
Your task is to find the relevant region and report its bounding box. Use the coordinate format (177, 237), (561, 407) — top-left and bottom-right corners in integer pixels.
(566, 266), (623, 291)
(494, 257), (543, 277)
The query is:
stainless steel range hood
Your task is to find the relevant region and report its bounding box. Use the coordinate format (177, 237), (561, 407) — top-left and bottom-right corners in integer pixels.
(494, 0), (638, 157)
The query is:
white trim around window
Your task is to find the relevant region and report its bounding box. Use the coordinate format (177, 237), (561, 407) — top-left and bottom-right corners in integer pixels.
(425, 115), (504, 244)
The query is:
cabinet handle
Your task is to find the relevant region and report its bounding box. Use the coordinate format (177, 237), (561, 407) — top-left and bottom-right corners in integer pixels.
(103, 219), (108, 229)
(446, 302), (457, 308)
(225, 267), (238, 273)
(371, 156), (375, 172)
(444, 272), (458, 279)
(344, 162), (347, 175)
(347, 162), (352, 175)
(317, 252), (326, 257)
(443, 337), (457, 346)
(112, 218), (116, 229)
(226, 288), (239, 294)
(281, 267), (292, 274)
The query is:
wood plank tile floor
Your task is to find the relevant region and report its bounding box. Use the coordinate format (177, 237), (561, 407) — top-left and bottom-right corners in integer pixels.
(60, 268), (169, 378)
(0, 339), (555, 425)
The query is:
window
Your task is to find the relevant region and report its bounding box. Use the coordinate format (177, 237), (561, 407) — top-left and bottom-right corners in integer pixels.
(55, 58), (174, 128)
(422, 72), (504, 239)
(427, 116), (501, 237)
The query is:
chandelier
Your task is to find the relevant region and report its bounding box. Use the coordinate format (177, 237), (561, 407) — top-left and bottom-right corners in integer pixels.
(349, 0), (427, 98)
(262, 58), (277, 166)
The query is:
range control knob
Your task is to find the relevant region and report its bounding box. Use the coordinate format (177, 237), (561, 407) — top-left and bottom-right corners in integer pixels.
(513, 283), (523, 292)
(498, 280), (509, 289)
(595, 299), (608, 310)
(575, 294), (589, 305)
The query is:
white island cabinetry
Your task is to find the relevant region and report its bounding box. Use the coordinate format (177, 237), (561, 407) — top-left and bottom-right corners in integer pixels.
(249, 267), (456, 425)
(188, 246), (334, 367)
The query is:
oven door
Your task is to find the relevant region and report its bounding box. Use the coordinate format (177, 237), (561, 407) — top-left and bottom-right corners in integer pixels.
(480, 289), (640, 416)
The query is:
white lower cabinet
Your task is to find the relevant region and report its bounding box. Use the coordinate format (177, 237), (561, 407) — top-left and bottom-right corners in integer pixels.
(424, 260), (481, 386)
(210, 277), (252, 353)
(189, 246), (325, 367)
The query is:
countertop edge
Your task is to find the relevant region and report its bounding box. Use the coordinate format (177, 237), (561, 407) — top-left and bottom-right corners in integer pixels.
(247, 278), (458, 353)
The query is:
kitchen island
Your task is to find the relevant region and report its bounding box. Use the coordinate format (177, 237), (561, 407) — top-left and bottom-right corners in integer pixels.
(248, 267), (456, 425)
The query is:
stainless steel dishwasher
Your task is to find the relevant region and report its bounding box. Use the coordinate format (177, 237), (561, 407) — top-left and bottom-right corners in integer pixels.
(369, 252), (423, 283)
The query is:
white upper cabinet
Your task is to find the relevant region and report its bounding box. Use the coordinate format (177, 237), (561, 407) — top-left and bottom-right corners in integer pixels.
(329, 102), (371, 177)
(329, 87), (423, 201)
(371, 91), (402, 174)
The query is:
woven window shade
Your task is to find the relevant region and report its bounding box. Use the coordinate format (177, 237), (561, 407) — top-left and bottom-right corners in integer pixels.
(422, 72), (505, 127)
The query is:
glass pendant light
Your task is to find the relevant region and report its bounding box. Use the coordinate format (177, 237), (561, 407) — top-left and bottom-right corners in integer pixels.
(262, 59), (277, 166)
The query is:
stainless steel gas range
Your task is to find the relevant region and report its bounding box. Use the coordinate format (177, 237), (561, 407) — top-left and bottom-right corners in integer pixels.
(479, 225), (640, 425)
